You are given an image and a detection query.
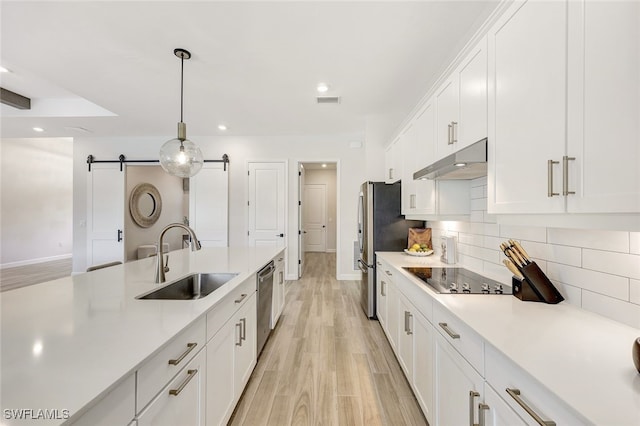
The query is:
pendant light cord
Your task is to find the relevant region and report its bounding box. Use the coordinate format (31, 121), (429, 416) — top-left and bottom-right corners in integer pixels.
(180, 54), (184, 123)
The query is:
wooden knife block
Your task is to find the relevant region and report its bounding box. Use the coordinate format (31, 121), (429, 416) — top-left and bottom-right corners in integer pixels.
(511, 262), (564, 304)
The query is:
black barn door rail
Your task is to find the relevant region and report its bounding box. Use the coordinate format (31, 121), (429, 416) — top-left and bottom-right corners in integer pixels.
(86, 154), (229, 172)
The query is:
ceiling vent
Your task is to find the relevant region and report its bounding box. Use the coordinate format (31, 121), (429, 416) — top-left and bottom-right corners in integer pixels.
(316, 96), (341, 104)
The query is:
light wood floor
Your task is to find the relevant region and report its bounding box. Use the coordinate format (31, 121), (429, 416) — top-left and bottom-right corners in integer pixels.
(0, 258), (72, 292)
(229, 252), (428, 426)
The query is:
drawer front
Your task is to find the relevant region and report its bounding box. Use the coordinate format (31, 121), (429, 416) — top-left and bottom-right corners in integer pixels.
(433, 303), (484, 375)
(137, 318), (206, 413)
(206, 274), (256, 341)
(395, 272), (433, 323)
(485, 344), (589, 425)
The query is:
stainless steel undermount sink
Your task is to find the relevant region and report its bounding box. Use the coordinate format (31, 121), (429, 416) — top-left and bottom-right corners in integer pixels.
(136, 272), (239, 300)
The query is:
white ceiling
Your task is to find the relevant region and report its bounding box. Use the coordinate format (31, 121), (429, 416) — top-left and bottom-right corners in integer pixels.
(0, 1), (499, 143)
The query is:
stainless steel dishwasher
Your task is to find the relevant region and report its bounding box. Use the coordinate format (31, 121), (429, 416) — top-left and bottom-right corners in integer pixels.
(256, 261), (274, 357)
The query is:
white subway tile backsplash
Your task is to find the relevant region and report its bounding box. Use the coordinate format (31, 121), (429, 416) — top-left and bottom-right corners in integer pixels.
(557, 283), (582, 307)
(471, 176), (487, 188)
(470, 198), (487, 211)
(630, 232), (640, 255)
(458, 233), (483, 247)
(522, 241), (581, 267)
(499, 225), (547, 243)
(547, 228), (630, 253)
(467, 223), (486, 235)
(470, 185), (484, 199)
(483, 261), (513, 284)
(546, 262), (629, 300)
(582, 290), (640, 329)
(483, 212), (498, 224)
(483, 224), (500, 237)
(630, 279), (640, 305)
(582, 250), (640, 280)
(470, 210), (484, 223)
(483, 236), (503, 250)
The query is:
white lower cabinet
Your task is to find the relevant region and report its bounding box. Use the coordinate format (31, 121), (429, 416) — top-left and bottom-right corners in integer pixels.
(434, 331), (484, 426)
(137, 348), (206, 426)
(375, 260), (388, 329)
(412, 309), (434, 425)
(272, 253), (285, 327)
(385, 271), (399, 352)
(397, 293), (415, 378)
(70, 374), (135, 426)
(482, 383), (527, 426)
(206, 291), (257, 426)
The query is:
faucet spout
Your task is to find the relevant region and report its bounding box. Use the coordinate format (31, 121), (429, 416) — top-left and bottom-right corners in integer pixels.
(155, 223), (201, 283)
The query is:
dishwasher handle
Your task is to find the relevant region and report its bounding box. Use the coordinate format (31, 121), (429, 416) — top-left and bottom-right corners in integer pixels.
(258, 261), (275, 282)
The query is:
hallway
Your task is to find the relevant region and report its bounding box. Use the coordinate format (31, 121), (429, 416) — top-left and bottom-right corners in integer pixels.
(229, 252), (427, 425)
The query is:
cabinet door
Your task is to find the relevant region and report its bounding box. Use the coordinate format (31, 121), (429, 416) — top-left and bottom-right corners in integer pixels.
(487, 0), (567, 214)
(482, 384), (527, 426)
(457, 35), (488, 149)
(401, 123), (416, 215)
(206, 321), (235, 426)
(376, 261), (387, 329)
(434, 332), (484, 426)
(397, 294), (414, 378)
(272, 255), (285, 327)
(567, 0), (640, 213)
(435, 76), (459, 160)
(412, 101), (437, 215)
(385, 139), (401, 184)
(412, 310), (434, 425)
(234, 292), (257, 391)
(385, 275), (399, 351)
(137, 349), (206, 426)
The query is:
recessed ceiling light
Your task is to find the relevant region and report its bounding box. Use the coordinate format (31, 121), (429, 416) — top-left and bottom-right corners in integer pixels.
(454, 162), (467, 167)
(317, 82), (329, 93)
(33, 127), (44, 132)
(321, 163), (327, 168)
(218, 124), (227, 131)
(0, 66), (9, 73)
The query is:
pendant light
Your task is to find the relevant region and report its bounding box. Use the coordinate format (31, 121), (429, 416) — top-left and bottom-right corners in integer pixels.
(159, 48), (203, 178)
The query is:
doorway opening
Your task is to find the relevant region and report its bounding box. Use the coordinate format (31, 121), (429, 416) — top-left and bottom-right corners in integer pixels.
(298, 161), (337, 279)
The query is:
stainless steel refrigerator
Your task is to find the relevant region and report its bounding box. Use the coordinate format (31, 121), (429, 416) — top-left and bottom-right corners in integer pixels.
(357, 181), (424, 318)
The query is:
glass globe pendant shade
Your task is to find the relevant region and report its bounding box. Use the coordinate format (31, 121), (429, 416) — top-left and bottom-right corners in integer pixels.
(159, 135), (203, 178)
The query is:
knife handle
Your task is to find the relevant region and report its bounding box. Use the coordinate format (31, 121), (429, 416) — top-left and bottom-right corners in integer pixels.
(503, 259), (524, 279)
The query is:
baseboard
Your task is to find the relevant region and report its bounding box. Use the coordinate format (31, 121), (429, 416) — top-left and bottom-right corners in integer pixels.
(337, 273), (361, 281)
(1, 253), (72, 270)
(285, 273), (298, 281)
(325, 249), (336, 253)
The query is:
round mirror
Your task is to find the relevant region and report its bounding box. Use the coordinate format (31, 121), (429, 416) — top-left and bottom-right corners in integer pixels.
(129, 183), (162, 228)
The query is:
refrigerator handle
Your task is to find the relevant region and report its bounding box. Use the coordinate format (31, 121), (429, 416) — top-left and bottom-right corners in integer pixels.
(357, 258), (369, 273)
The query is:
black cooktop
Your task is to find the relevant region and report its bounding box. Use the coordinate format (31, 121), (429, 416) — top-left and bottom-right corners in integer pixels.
(403, 267), (511, 295)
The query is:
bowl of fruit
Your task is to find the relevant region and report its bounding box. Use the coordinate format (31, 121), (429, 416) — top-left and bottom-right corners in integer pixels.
(404, 243), (434, 257)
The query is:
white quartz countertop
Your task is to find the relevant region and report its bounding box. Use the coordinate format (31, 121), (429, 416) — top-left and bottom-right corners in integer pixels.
(0, 246), (282, 425)
(377, 251), (640, 426)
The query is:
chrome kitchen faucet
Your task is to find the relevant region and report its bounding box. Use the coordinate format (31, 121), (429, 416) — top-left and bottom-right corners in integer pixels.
(155, 223), (202, 283)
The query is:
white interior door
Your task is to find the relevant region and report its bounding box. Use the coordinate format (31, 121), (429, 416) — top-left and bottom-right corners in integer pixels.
(248, 161), (286, 248)
(303, 183), (326, 252)
(297, 165), (306, 277)
(189, 162), (229, 247)
(87, 163), (125, 268)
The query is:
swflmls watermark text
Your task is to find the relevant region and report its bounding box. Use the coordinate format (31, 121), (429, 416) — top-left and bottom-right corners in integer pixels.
(3, 409), (70, 421)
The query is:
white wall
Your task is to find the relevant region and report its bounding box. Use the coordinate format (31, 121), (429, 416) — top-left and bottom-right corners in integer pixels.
(304, 169), (337, 252)
(427, 177), (640, 329)
(1, 138), (73, 267)
(125, 165), (186, 261)
(73, 133), (367, 279)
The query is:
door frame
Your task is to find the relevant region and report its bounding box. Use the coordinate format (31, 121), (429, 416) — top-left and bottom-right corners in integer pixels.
(296, 160), (339, 280)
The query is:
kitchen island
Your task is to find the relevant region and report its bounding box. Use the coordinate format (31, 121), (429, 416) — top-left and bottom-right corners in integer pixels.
(377, 251), (640, 426)
(1, 246), (282, 425)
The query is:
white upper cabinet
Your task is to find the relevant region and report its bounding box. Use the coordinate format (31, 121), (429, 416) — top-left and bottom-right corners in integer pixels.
(436, 36), (488, 160)
(488, 0), (640, 216)
(487, 0), (568, 214)
(566, 0), (640, 213)
(384, 137), (402, 184)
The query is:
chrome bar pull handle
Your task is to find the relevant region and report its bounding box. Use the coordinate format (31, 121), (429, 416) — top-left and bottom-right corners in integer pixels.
(506, 388), (556, 426)
(469, 391), (480, 426)
(169, 369), (198, 396)
(547, 160), (559, 197)
(407, 312), (413, 335)
(451, 121), (458, 144)
(479, 403), (490, 426)
(168, 342), (197, 366)
(385, 270), (392, 276)
(404, 311), (409, 333)
(240, 318), (246, 342)
(234, 293), (248, 304)
(235, 322), (242, 346)
(439, 322), (460, 339)
(562, 156), (576, 196)
(381, 280), (386, 297)
(447, 123), (454, 145)
(410, 194), (416, 209)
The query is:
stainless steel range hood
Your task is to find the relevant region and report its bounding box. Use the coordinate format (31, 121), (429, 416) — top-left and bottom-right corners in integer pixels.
(413, 138), (487, 180)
